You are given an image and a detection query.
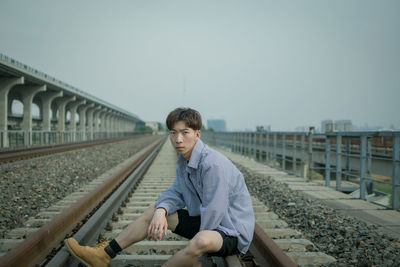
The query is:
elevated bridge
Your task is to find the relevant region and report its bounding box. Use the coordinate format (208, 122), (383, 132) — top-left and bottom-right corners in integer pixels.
(0, 53), (143, 147)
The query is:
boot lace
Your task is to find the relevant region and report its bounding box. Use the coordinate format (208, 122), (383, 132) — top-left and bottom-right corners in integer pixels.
(93, 238), (109, 249)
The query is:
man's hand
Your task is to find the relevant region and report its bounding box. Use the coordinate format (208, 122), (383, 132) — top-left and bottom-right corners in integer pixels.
(147, 208), (168, 241)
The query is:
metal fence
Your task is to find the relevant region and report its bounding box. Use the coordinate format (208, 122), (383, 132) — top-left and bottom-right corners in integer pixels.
(202, 131), (400, 210)
(0, 130), (150, 149)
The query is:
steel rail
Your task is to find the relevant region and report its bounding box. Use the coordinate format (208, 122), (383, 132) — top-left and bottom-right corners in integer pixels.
(48, 137), (165, 266)
(249, 223), (298, 267)
(0, 135), (143, 163)
(0, 137), (165, 267)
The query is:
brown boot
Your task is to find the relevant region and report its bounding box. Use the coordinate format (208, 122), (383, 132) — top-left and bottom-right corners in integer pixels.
(64, 238), (111, 267)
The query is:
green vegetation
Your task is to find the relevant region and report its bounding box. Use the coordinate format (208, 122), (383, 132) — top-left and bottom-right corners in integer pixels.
(374, 183), (399, 208)
(135, 125), (153, 133)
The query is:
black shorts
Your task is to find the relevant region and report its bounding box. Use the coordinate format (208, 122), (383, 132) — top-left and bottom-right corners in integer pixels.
(172, 209), (239, 257)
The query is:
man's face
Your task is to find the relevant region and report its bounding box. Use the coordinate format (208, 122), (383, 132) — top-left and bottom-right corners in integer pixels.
(169, 121), (200, 160)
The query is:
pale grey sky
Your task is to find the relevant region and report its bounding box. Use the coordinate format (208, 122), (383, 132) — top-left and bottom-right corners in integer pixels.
(1, 0), (399, 131)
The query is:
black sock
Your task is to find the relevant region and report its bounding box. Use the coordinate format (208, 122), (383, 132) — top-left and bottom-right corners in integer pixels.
(104, 239), (122, 258)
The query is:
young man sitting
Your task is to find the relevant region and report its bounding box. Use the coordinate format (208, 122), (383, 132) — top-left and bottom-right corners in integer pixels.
(65, 107), (255, 267)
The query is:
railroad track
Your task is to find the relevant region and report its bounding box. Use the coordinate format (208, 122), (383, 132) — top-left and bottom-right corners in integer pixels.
(0, 135), (148, 163)
(0, 139), (336, 266)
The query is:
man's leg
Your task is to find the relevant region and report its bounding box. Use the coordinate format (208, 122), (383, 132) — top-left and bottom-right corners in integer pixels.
(116, 204), (179, 248)
(163, 230), (223, 267)
(65, 204), (179, 266)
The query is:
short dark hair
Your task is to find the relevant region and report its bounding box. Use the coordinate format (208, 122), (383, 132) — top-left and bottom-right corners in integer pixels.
(166, 107), (202, 131)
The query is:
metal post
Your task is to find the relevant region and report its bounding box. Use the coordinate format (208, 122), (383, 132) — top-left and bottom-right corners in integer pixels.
(265, 132), (269, 164)
(367, 137), (373, 194)
(238, 132), (240, 153)
(258, 133), (262, 161)
(360, 135), (367, 200)
(273, 133), (277, 168)
(392, 135), (399, 209)
(345, 138), (350, 181)
(301, 134), (306, 178)
(325, 136), (331, 187)
(282, 134), (286, 171)
(293, 134), (297, 175)
(307, 132), (313, 180)
(253, 132), (257, 160)
(248, 132), (251, 158)
(240, 133), (244, 155)
(336, 135), (342, 191)
(230, 133), (233, 152)
(235, 132), (237, 152)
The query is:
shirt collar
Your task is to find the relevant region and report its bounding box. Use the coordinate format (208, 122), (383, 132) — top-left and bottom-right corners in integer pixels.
(179, 138), (204, 170)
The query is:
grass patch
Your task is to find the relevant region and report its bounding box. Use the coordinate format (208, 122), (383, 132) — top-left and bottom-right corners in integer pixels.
(374, 183), (400, 209)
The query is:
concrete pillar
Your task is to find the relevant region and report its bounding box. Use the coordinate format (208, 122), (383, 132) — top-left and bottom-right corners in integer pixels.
(13, 84), (47, 145)
(87, 106), (100, 140)
(107, 112), (114, 131)
(100, 109), (108, 132)
(108, 114), (115, 134)
(103, 110), (110, 136)
(119, 117), (123, 133)
(55, 96), (76, 131)
(69, 100), (86, 141)
(114, 117), (118, 133)
(0, 77), (24, 147)
(51, 105), (58, 123)
(114, 117), (120, 135)
(93, 107), (104, 137)
(55, 96), (76, 143)
(104, 113), (110, 132)
(39, 91), (63, 131)
(78, 103), (94, 140)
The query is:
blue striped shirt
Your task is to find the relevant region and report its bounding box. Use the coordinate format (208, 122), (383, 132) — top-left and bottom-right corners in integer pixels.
(155, 138), (255, 253)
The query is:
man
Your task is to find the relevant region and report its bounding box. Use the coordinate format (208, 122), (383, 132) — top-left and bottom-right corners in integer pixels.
(65, 107), (255, 267)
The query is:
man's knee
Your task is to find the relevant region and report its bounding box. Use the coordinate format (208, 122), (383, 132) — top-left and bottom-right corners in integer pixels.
(186, 233), (213, 256)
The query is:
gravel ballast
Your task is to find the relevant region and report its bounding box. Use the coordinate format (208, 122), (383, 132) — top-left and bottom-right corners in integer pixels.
(237, 162), (400, 266)
(0, 135), (161, 237)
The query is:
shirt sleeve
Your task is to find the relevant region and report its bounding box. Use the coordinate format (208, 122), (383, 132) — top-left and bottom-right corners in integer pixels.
(199, 163), (229, 231)
(155, 178), (186, 215)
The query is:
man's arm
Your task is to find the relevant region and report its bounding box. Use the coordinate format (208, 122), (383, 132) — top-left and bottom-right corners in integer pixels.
(199, 164), (229, 231)
(149, 178), (185, 240)
(155, 178), (185, 215)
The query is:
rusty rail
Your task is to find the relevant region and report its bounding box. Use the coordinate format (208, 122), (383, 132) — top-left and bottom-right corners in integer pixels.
(249, 223), (298, 267)
(0, 137), (164, 267)
(0, 135), (145, 163)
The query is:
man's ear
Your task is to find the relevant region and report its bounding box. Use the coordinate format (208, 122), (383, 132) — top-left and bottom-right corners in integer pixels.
(196, 130), (201, 139)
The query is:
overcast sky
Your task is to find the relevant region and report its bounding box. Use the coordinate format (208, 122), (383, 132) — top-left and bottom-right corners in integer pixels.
(1, 0), (399, 131)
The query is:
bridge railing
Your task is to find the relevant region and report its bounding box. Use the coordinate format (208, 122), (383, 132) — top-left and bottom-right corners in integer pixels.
(0, 130), (150, 149)
(202, 131), (400, 210)
(0, 53), (139, 120)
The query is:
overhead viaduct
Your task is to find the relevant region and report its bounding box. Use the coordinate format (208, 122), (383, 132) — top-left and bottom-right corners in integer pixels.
(0, 53), (143, 147)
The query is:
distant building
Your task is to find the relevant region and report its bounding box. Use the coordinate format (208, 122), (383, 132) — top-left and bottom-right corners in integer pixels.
(321, 119), (353, 133)
(256, 125), (271, 132)
(145, 121), (159, 132)
(321, 120), (334, 133)
(207, 119), (226, 132)
(335, 120), (353, 132)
